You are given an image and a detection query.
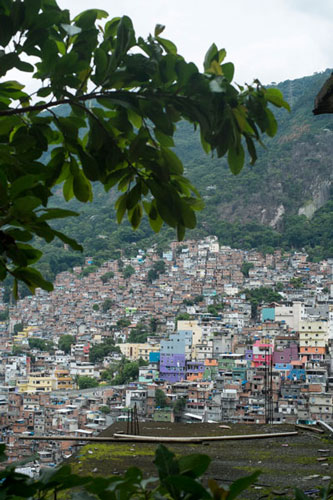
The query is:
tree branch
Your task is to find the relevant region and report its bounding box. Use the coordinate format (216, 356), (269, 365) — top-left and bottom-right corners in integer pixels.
(0, 91), (130, 116)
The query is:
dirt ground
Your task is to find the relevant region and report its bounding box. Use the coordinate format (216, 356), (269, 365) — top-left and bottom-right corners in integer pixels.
(69, 422), (333, 498)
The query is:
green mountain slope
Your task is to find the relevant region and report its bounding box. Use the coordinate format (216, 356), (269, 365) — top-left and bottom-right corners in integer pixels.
(34, 69), (333, 279)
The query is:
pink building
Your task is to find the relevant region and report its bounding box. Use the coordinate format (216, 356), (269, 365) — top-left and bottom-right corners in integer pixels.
(252, 340), (273, 367)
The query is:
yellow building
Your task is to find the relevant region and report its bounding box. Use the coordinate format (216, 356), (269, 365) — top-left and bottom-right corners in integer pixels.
(117, 342), (160, 362)
(18, 372), (54, 393)
(54, 369), (73, 391)
(13, 330), (28, 344)
(13, 325), (38, 344)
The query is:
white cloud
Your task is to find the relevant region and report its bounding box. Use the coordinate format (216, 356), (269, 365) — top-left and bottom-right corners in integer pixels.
(56, 0), (332, 84)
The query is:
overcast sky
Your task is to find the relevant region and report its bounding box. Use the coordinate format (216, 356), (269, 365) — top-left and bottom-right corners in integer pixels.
(56, 0), (333, 85)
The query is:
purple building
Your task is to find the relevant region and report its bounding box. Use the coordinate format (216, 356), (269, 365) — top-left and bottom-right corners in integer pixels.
(159, 332), (191, 382)
(159, 353), (186, 382)
(273, 343), (298, 371)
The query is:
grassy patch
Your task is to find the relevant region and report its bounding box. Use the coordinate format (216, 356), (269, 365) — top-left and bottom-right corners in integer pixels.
(79, 443), (155, 461)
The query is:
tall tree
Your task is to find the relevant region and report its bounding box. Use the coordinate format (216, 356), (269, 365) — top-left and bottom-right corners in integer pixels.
(58, 334), (76, 353)
(0, 0), (289, 296)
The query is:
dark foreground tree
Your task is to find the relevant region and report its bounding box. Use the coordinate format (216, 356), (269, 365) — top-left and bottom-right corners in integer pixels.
(0, 0), (289, 296)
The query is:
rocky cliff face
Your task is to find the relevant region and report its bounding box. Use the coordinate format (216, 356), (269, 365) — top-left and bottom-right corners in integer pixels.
(181, 69), (333, 231)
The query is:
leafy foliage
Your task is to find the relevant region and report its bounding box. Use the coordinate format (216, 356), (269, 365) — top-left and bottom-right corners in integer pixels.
(100, 271), (114, 283)
(58, 334), (75, 353)
(28, 337), (54, 352)
(13, 322), (24, 334)
(123, 264), (135, 279)
(0, 0), (286, 296)
(0, 308), (9, 321)
(127, 322), (149, 343)
(0, 442), (331, 499)
(77, 375), (99, 389)
(89, 339), (120, 363)
(155, 388), (168, 408)
(147, 259), (167, 282)
(101, 298), (113, 313)
(240, 261), (254, 277)
(102, 357), (147, 384)
(243, 287), (282, 319)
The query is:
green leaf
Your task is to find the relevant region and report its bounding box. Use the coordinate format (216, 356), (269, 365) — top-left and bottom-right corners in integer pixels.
(74, 8), (108, 23)
(15, 60), (34, 72)
(154, 24), (165, 36)
(0, 115), (21, 135)
(12, 267), (53, 293)
(115, 193), (127, 223)
(126, 183), (142, 210)
(200, 131), (211, 154)
(155, 129), (174, 147)
(161, 147), (183, 174)
(5, 229), (32, 242)
(12, 196), (41, 213)
(218, 48), (227, 63)
(177, 223), (185, 241)
(164, 475), (211, 499)
(148, 212), (163, 233)
(228, 470), (261, 500)
(63, 175), (74, 201)
(79, 150), (100, 182)
(245, 135), (257, 165)
(37, 86), (52, 97)
(204, 43), (218, 72)
(221, 62), (234, 83)
(156, 36), (177, 55)
(16, 244), (42, 264)
(180, 202), (196, 229)
(265, 87), (290, 111)
(38, 208), (79, 221)
(115, 15), (135, 61)
(153, 445), (179, 481)
(228, 142), (245, 175)
(232, 107), (254, 134)
(73, 170), (92, 202)
(94, 47), (108, 83)
(10, 175), (40, 199)
(0, 15), (13, 47)
(127, 108), (142, 129)
(128, 203), (142, 229)
(52, 230), (83, 251)
(175, 60), (198, 87)
(265, 107), (278, 137)
(155, 199), (177, 227)
(178, 454), (211, 478)
(104, 169), (128, 192)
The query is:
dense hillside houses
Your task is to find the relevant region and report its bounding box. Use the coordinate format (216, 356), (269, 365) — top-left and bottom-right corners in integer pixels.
(0, 236), (333, 468)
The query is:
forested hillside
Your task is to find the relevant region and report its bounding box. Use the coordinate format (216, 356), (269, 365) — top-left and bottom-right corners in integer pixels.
(33, 69), (333, 280)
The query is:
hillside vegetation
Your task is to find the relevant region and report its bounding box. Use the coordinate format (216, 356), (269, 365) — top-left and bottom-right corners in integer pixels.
(30, 69), (333, 280)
